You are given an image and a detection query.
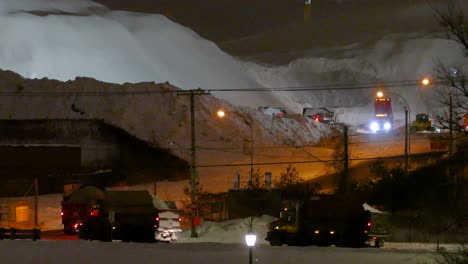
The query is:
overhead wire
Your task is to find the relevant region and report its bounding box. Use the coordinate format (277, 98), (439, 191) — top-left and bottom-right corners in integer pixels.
(0, 78), (442, 96)
(195, 151), (447, 168)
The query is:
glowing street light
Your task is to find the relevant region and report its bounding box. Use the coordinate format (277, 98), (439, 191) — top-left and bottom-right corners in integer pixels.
(216, 109), (254, 179)
(217, 109), (225, 118)
(376, 91), (384, 98)
(245, 231), (257, 264)
(421, 77), (430, 86)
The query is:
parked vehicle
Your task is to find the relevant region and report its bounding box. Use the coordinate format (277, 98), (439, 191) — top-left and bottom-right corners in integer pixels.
(265, 195), (387, 247)
(61, 185), (104, 235)
(303, 107), (336, 125)
(61, 186), (182, 242)
(155, 209), (182, 242)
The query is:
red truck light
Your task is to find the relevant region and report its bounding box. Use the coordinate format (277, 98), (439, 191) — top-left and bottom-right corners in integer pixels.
(156, 217), (160, 221)
(90, 209), (99, 216)
(367, 221), (372, 227)
(61, 211), (64, 216)
(178, 217), (182, 222)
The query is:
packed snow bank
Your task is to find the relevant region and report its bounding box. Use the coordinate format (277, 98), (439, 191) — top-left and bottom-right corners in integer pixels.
(179, 215), (276, 245)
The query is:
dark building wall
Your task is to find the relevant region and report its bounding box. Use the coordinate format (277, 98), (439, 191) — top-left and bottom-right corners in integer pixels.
(0, 119), (189, 197)
(227, 189), (282, 220)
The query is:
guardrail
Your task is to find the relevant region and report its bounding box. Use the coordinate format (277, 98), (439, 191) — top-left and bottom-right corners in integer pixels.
(0, 228), (41, 241)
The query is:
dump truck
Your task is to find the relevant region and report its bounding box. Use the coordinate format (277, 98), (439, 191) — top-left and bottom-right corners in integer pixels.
(369, 97), (393, 133)
(61, 186), (182, 242)
(265, 195), (387, 247)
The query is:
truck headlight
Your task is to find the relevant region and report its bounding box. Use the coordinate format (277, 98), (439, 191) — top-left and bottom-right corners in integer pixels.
(384, 122), (391, 130)
(370, 122), (379, 132)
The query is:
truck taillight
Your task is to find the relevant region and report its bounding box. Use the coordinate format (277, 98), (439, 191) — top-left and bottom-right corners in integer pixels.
(61, 211), (64, 216)
(178, 217), (182, 222)
(367, 221), (372, 227)
(156, 217), (160, 221)
(90, 209), (99, 216)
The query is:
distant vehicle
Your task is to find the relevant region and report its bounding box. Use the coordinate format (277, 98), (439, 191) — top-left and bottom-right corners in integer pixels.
(258, 107), (286, 117)
(265, 195), (387, 247)
(303, 108), (335, 125)
(411, 113), (435, 132)
(369, 97), (393, 133)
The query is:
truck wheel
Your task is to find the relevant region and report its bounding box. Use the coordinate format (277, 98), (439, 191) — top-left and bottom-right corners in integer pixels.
(64, 226), (74, 235)
(269, 236), (283, 246)
(375, 239), (383, 248)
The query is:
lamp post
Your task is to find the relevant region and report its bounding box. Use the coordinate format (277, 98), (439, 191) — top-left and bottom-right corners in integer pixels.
(245, 231), (257, 264)
(245, 119), (254, 179)
(217, 110), (254, 181)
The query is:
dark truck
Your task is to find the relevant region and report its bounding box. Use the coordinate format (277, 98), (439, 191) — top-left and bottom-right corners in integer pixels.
(61, 186), (158, 242)
(61, 185), (105, 235)
(265, 195), (387, 247)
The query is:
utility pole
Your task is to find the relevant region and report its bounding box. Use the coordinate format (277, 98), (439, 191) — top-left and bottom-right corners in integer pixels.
(339, 125), (349, 194)
(449, 92), (453, 158)
(448, 92), (455, 198)
(404, 106), (408, 174)
(177, 88), (209, 238)
(304, 0), (311, 23)
(245, 118), (254, 180)
(34, 177), (38, 227)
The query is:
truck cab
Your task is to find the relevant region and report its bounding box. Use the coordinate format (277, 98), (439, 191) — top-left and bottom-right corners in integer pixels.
(266, 195), (387, 247)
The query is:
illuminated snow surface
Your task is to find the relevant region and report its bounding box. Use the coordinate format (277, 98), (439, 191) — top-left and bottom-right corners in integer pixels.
(1, 0), (467, 125)
(0, 1), (465, 262)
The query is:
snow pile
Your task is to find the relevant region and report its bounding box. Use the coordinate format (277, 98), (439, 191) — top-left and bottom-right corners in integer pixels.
(179, 215), (276, 245)
(0, 0), (467, 123)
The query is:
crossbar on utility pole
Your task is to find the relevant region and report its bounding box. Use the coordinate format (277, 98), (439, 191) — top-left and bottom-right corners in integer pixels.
(177, 88), (210, 238)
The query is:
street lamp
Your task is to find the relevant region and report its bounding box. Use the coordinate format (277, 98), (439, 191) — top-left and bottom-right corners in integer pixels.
(245, 231), (257, 264)
(421, 77), (430, 86)
(217, 109), (254, 180)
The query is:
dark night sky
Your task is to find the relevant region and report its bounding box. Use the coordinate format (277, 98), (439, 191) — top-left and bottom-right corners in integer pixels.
(89, 0), (449, 59)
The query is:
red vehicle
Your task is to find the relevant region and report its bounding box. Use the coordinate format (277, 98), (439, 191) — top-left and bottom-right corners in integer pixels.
(370, 97), (393, 133)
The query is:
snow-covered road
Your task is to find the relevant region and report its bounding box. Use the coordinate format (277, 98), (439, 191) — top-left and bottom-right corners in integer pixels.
(0, 240), (442, 264)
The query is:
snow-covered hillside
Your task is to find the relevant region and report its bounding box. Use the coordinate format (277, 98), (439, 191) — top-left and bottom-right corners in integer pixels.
(0, 69), (332, 195)
(1, 0), (467, 124)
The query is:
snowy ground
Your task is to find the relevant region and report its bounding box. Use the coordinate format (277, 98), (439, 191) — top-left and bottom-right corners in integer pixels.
(0, 211), (457, 264)
(0, 189), (460, 264)
(0, 240), (448, 264)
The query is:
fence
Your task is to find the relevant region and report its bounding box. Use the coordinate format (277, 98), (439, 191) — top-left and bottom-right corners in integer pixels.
(0, 227), (40, 241)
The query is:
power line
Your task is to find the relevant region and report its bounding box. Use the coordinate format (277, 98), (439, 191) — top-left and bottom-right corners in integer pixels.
(168, 136), (432, 151)
(0, 79), (444, 96)
(195, 151), (446, 168)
